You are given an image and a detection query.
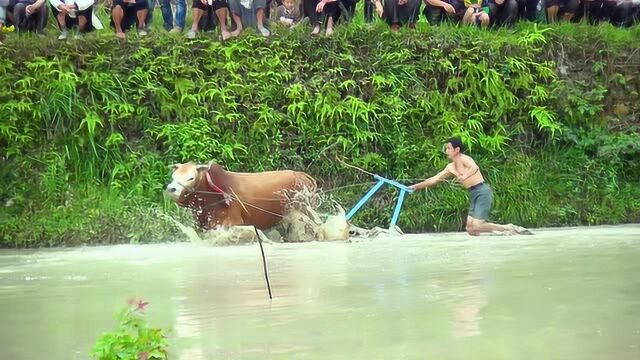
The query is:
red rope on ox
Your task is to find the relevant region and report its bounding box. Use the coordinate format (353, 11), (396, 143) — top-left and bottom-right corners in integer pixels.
(205, 167), (231, 206)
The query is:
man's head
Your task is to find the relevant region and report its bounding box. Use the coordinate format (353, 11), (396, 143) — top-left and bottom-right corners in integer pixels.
(444, 137), (465, 160)
(283, 0), (296, 10)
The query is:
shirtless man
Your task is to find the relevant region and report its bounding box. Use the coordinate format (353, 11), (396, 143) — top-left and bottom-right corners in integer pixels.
(409, 137), (532, 236)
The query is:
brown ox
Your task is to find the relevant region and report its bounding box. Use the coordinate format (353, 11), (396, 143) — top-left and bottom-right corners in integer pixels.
(165, 162), (317, 230)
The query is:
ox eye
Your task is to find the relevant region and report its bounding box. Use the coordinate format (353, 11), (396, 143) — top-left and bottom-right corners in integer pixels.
(187, 177), (194, 181)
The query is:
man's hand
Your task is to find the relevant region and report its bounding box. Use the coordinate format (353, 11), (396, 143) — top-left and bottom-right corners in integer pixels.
(399, 0), (408, 5)
(374, 0), (383, 16)
(25, 4), (34, 14)
(495, 0), (504, 4)
(316, 1), (326, 12)
(443, 3), (455, 13)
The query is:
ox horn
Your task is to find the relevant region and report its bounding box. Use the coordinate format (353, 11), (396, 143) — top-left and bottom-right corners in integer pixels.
(196, 161), (213, 171)
(168, 163), (181, 170)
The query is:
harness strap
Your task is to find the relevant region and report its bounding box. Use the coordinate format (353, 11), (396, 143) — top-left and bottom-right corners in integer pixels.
(205, 167), (232, 206)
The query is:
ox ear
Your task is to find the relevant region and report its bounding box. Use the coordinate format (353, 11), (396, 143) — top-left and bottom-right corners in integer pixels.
(169, 163), (181, 171)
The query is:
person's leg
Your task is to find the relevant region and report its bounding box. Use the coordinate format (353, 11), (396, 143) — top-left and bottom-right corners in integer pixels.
(545, 0), (559, 22)
(187, 2), (204, 38)
(324, 0), (339, 35)
(111, 1), (126, 38)
(467, 184), (506, 235)
(467, 216), (516, 236)
(500, 0), (519, 25)
(51, 5), (69, 39)
(364, 0), (374, 22)
(382, 0), (399, 29)
(76, 6), (93, 34)
(0, 7), (5, 45)
(227, 0), (243, 36)
(255, 0), (269, 36)
(462, 6), (475, 24)
(525, 0), (538, 20)
(600, 0), (617, 23)
(174, 0), (186, 30)
(192, 8), (204, 30)
(213, 2), (231, 39)
(466, 184), (532, 236)
(304, 0), (321, 33)
(13, 2), (27, 32)
(34, 3), (48, 34)
(405, 0), (422, 28)
(145, 0), (154, 30)
(478, 10), (490, 27)
(136, 0), (149, 34)
(563, 0), (579, 21)
(423, 1), (446, 25)
(159, 0), (175, 30)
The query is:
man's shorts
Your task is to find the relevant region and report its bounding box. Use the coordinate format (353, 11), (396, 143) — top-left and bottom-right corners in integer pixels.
(192, 0), (228, 12)
(468, 182), (493, 221)
(110, 0), (148, 31)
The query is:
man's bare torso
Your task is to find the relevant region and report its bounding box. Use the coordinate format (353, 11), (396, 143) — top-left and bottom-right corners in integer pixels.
(447, 155), (485, 189)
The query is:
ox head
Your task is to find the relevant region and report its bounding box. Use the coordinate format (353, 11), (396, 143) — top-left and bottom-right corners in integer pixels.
(165, 162), (210, 202)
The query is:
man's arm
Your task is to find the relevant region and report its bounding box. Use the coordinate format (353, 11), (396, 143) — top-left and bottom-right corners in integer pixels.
(426, 0), (456, 13)
(33, 0), (47, 8)
(409, 166), (452, 191)
(457, 156), (479, 182)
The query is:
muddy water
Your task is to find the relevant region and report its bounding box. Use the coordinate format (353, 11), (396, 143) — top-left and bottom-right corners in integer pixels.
(1, 225), (639, 360)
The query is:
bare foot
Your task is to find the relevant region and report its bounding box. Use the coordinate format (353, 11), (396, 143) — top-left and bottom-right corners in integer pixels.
(325, 26), (334, 36)
(507, 224), (534, 235)
(311, 25), (320, 35)
(230, 28), (242, 37)
(116, 32), (126, 39)
(221, 30), (231, 40)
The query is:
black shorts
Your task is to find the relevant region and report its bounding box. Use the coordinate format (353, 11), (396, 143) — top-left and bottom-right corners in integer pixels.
(545, 0), (572, 8)
(447, 0), (467, 17)
(192, 0), (228, 11)
(110, 0), (148, 30)
(50, 5), (94, 30)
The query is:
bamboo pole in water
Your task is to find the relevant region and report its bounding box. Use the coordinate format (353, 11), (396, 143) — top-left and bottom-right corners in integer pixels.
(253, 226), (273, 300)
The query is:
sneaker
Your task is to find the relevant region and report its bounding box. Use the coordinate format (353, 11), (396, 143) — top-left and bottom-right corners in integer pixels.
(58, 29), (68, 40)
(186, 30), (197, 39)
(73, 33), (82, 40)
(138, 29), (148, 37)
(169, 27), (182, 34)
(258, 26), (270, 37)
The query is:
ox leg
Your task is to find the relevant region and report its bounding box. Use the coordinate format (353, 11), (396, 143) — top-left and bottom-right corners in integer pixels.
(222, 206), (245, 227)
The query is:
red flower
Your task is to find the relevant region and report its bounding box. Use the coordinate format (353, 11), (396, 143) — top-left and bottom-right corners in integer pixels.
(138, 352), (149, 360)
(137, 300), (149, 311)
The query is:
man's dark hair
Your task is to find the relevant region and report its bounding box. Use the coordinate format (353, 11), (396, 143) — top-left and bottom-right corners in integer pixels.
(447, 137), (466, 153)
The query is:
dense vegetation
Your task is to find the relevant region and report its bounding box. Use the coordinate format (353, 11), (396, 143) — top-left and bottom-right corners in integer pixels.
(1, 21), (639, 247)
